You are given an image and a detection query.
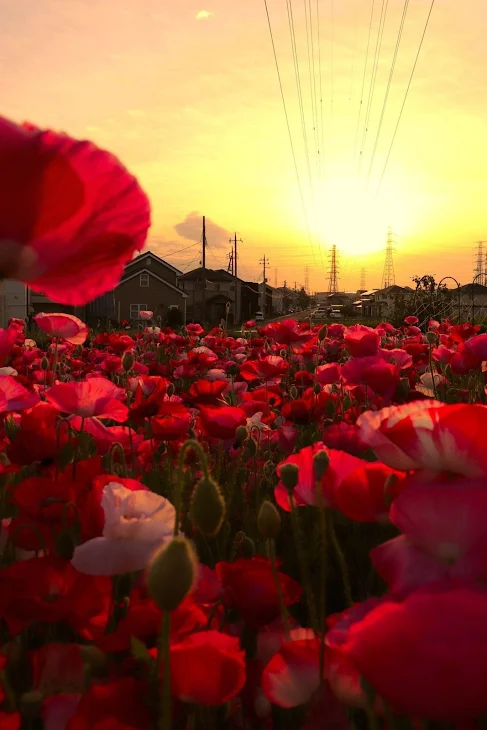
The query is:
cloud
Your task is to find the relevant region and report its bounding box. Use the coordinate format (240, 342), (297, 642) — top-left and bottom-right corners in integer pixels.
(196, 10), (213, 20)
(174, 211), (229, 249)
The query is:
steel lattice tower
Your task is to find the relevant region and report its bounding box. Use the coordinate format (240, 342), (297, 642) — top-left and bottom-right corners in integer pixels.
(359, 268), (366, 290)
(304, 267), (310, 293)
(381, 228), (396, 289)
(327, 245), (339, 293)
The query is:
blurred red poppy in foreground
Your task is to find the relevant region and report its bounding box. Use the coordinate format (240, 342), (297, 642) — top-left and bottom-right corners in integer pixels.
(34, 312), (88, 346)
(0, 116), (150, 305)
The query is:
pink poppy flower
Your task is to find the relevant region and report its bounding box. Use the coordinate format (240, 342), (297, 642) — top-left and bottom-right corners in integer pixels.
(344, 325), (380, 358)
(45, 378), (128, 422)
(340, 582), (487, 721)
(138, 310), (153, 320)
(71, 482), (175, 575)
(275, 444), (365, 511)
(262, 629), (322, 708)
(357, 401), (487, 477)
(371, 482), (487, 595)
(0, 116), (150, 305)
(315, 363), (341, 385)
(34, 313), (88, 346)
(0, 376), (39, 414)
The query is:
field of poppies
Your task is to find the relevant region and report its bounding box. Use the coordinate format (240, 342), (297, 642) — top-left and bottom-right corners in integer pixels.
(2, 115), (487, 730)
(0, 309), (486, 730)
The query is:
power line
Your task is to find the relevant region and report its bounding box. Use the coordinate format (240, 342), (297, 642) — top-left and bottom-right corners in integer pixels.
(366, 0), (410, 188)
(263, 0), (319, 268)
(376, 0), (436, 196)
(353, 0), (376, 163)
(156, 241), (200, 257)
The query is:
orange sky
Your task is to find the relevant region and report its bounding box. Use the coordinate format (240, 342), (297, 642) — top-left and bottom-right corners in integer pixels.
(3, 0), (487, 292)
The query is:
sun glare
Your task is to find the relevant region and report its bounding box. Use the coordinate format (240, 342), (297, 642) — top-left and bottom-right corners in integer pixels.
(315, 177), (407, 256)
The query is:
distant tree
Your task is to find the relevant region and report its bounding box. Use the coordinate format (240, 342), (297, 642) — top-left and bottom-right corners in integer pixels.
(297, 287), (310, 310)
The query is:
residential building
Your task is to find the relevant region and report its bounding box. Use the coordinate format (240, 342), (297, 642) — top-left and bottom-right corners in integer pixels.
(179, 268), (262, 325)
(0, 281), (29, 327)
(113, 251), (187, 323)
(22, 250), (188, 327)
(355, 285), (414, 319)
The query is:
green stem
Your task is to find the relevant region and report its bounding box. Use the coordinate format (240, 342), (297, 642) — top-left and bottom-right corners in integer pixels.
(267, 539), (291, 634)
(327, 512), (352, 607)
(51, 337), (59, 387)
(158, 611), (172, 730)
(316, 483), (327, 682)
(289, 493), (319, 631)
(428, 344), (438, 400)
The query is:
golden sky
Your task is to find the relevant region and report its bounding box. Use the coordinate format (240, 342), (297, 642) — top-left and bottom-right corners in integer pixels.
(3, 0), (487, 292)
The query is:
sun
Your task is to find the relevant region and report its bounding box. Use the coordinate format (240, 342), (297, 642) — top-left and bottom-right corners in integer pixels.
(315, 177), (407, 256)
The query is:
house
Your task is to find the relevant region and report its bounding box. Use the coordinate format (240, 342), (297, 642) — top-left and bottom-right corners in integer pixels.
(179, 268), (236, 325)
(113, 251), (187, 324)
(356, 285), (414, 319)
(458, 283), (487, 323)
(21, 250), (188, 328)
(0, 281), (29, 328)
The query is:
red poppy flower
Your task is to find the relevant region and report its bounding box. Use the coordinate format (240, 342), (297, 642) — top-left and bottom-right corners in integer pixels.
(357, 401), (487, 477)
(129, 378), (168, 424)
(0, 713), (20, 730)
(334, 462), (406, 523)
(150, 402), (192, 441)
(186, 379), (227, 406)
(315, 363), (341, 385)
(0, 324), (21, 366)
(262, 629), (322, 708)
(33, 313), (88, 346)
(239, 356), (287, 382)
(46, 378), (128, 422)
(263, 319), (315, 350)
(215, 557), (302, 629)
(108, 334), (135, 353)
(275, 444), (365, 511)
(169, 630), (246, 706)
(341, 583), (487, 721)
(342, 356), (401, 402)
(198, 405), (247, 441)
(66, 677), (151, 730)
(0, 556), (110, 639)
(344, 325), (380, 358)
(0, 116), (150, 305)
(0, 375), (39, 414)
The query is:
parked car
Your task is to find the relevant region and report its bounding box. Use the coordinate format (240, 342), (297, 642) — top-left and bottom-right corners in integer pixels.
(255, 311), (265, 321)
(329, 309), (343, 319)
(311, 308), (327, 320)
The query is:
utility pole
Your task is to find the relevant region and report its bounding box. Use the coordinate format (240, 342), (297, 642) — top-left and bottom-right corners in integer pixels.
(359, 268), (366, 291)
(304, 267), (310, 294)
(259, 256), (269, 315)
(230, 233), (243, 325)
(202, 216), (207, 327)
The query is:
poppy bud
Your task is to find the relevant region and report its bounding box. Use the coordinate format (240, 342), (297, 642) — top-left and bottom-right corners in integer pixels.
(147, 536), (197, 612)
(279, 463), (299, 491)
(289, 385), (298, 399)
(238, 535), (256, 559)
(425, 331), (437, 345)
(41, 357), (49, 370)
(257, 500), (281, 539)
(244, 437), (258, 459)
(122, 351), (134, 371)
(313, 449), (330, 481)
(190, 476), (226, 536)
(318, 325), (328, 341)
(235, 425), (248, 444)
(397, 377), (410, 398)
(263, 460), (275, 480)
(313, 382), (321, 395)
(280, 349), (287, 358)
(20, 691), (43, 718)
(166, 383), (175, 397)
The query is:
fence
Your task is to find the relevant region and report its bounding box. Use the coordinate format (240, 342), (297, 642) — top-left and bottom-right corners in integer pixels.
(411, 275), (487, 328)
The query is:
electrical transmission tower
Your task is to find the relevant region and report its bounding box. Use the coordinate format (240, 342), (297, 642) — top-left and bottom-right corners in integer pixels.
(274, 268), (278, 288)
(304, 267), (310, 294)
(327, 245), (339, 293)
(359, 268), (366, 291)
(474, 241), (486, 285)
(381, 228), (396, 289)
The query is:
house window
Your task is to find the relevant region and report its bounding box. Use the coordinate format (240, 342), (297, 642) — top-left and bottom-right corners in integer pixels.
(130, 304), (148, 319)
(140, 273), (149, 287)
(169, 305), (179, 311)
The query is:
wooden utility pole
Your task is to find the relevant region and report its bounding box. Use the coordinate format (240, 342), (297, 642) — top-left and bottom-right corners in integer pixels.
(259, 255), (269, 315)
(202, 216), (207, 327)
(230, 233), (243, 325)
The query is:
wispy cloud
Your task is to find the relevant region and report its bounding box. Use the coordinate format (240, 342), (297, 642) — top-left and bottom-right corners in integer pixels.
(196, 10), (213, 20)
(175, 211), (229, 250)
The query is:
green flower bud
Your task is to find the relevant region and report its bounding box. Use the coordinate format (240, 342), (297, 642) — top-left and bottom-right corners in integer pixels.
(235, 425), (248, 444)
(122, 351), (134, 372)
(147, 537), (197, 612)
(313, 449), (330, 481)
(426, 331), (437, 345)
(313, 382), (321, 395)
(190, 476), (226, 536)
(289, 385), (298, 399)
(166, 383), (175, 397)
(318, 325), (328, 341)
(244, 437), (258, 459)
(41, 357), (49, 371)
(238, 535), (256, 559)
(257, 500), (281, 539)
(279, 463), (299, 491)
